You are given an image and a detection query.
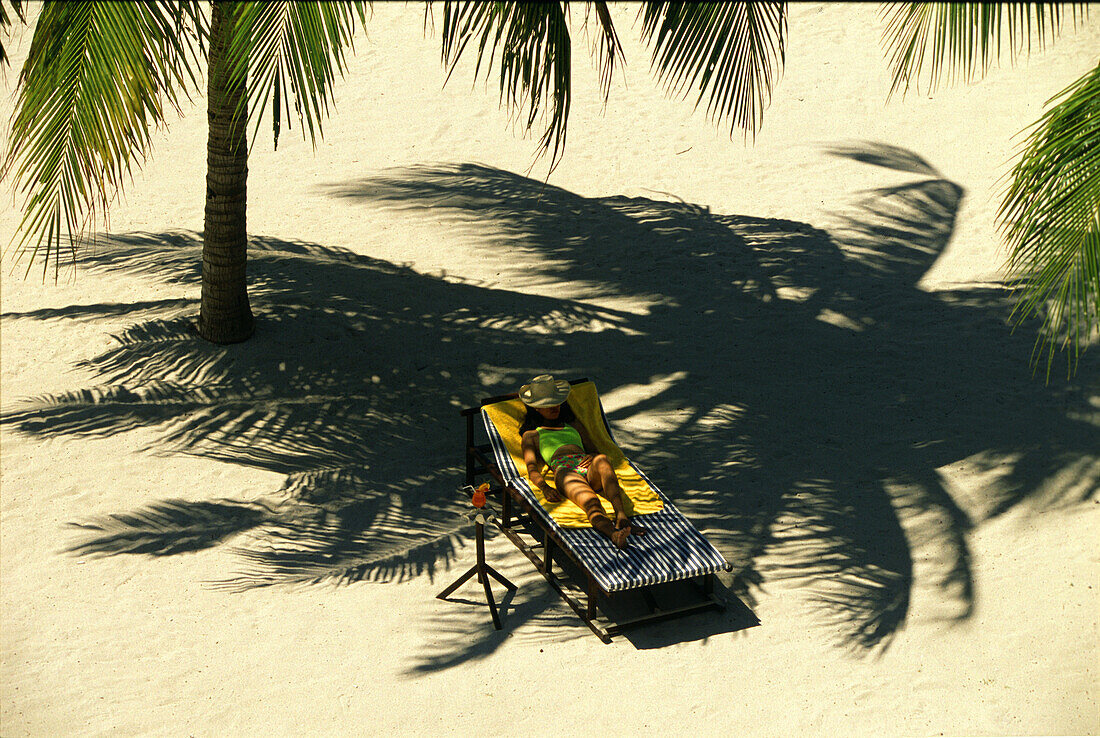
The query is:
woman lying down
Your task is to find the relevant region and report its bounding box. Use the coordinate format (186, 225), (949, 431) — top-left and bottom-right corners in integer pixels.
(518, 375), (646, 549)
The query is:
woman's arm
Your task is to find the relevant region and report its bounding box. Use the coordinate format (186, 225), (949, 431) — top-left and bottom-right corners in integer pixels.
(521, 430), (562, 502)
(572, 419), (600, 456)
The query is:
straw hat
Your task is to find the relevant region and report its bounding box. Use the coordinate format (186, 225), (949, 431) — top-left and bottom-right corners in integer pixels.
(519, 374), (571, 407)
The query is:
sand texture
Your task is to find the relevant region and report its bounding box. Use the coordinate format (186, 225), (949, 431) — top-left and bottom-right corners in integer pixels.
(2, 3), (1098, 736)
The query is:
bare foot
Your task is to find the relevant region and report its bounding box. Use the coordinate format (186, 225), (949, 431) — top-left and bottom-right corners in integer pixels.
(608, 518), (645, 549)
(611, 527), (631, 549)
(616, 516), (646, 537)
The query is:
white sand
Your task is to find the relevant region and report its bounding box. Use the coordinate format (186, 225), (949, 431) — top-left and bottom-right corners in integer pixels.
(2, 3), (1098, 736)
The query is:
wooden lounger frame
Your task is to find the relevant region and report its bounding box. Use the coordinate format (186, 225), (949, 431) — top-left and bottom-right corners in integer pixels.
(461, 378), (727, 643)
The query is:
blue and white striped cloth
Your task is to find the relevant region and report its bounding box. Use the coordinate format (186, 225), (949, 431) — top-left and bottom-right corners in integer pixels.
(482, 406), (730, 593)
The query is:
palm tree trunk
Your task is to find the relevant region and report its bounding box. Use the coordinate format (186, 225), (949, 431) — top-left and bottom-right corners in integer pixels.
(198, 0), (254, 344)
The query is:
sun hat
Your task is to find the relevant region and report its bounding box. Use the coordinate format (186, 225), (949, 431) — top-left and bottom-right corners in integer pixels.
(519, 374), (571, 407)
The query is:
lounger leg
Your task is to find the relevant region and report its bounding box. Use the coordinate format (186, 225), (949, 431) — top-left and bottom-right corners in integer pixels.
(586, 574), (599, 621)
(543, 531), (555, 576)
(641, 587), (659, 613)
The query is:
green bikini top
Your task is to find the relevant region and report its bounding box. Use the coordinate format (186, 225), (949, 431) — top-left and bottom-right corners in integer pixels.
(538, 425), (583, 460)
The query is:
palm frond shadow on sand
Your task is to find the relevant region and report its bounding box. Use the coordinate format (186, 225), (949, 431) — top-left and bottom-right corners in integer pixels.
(2, 143), (1096, 663)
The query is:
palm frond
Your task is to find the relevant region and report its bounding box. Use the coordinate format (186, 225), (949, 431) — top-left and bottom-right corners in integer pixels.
(439, 1), (573, 168)
(0, 0), (27, 66)
(638, 2), (787, 139)
(999, 63), (1100, 379)
(881, 2), (1090, 97)
(0, 1), (202, 278)
(230, 1), (368, 151)
(584, 1), (624, 100)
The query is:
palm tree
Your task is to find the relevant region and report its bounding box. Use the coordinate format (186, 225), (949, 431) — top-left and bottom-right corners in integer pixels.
(2, 1), (788, 343)
(201, 1), (253, 342)
(2, 1), (368, 343)
(882, 3), (1096, 378)
(6, 2), (1094, 367)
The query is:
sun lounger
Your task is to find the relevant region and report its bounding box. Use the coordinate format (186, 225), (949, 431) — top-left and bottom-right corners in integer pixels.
(462, 378), (731, 642)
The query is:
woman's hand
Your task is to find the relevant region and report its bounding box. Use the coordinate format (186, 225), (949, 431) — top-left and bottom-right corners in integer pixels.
(541, 483), (564, 503)
(532, 471), (563, 502)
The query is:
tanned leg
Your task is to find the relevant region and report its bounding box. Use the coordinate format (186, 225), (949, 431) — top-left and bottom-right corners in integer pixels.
(556, 468), (631, 549)
(586, 455), (645, 540)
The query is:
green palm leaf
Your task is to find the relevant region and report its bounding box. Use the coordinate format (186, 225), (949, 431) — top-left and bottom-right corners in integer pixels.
(1, 0), (27, 66)
(881, 2), (1089, 96)
(439, 1), (573, 167)
(880, 2), (1097, 377)
(437, 1), (786, 166)
(583, 2), (624, 100)
(1000, 65), (1100, 378)
(0, 1), (201, 278)
(638, 1), (787, 139)
(230, 1), (368, 151)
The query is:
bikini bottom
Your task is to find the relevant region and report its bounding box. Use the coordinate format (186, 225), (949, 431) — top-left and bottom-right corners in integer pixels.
(548, 453), (591, 475)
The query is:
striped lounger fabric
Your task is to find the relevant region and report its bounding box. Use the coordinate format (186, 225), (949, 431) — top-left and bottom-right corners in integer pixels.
(481, 404), (730, 594)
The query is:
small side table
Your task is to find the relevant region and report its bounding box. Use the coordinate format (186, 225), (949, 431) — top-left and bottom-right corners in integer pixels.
(436, 489), (517, 630)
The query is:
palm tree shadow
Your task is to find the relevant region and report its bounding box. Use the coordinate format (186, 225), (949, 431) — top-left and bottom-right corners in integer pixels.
(335, 154), (1097, 658)
(2, 144), (1096, 666)
(66, 499), (278, 557)
(4, 233), (627, 587)
(822, 139), (944, 177)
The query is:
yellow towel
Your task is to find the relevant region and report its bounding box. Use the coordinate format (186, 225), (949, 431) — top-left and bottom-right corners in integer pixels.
(482, 381), (664, 528)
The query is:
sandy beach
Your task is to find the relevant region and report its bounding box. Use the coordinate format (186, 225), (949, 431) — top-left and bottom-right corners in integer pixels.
(2, 3), (1097, 736)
